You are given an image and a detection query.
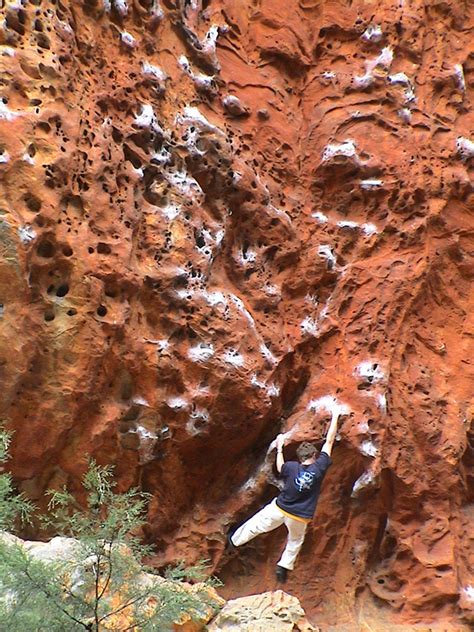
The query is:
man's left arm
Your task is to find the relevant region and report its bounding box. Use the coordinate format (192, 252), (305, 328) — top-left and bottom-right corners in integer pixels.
(275, 434), (285, 473)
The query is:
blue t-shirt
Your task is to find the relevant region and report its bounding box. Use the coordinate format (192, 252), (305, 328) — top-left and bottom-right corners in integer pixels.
(276, 452), (332, 519)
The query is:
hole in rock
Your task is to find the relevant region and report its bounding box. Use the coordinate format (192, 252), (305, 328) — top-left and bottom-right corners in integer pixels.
(62, 245), (73, 257)
(435, 565), (452, 573)
(36, 33), (51, 49)
(56, 284), (69, 297)
(97, 242), (112, 254)
(67, 308), (77, 316)
(194, 417), (207, 430)
(112, 127), (123, 143)
(24, 194), (42, 213)
(377, 578), (385, 584)
(122, 405), (141, 422)
(97, 305), (107, 317)
(44, 310), (55, 322)
(6, 12), (25, 35)
(37, 122), (51, 133)
(37, 240), (55, 257)
(195, 232), (206, 248)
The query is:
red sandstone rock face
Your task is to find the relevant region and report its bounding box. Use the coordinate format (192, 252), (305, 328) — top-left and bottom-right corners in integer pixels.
(0, 0), (473, 628)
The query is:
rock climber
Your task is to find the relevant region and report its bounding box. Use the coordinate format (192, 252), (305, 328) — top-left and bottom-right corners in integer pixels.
(228, 408), (340, 583)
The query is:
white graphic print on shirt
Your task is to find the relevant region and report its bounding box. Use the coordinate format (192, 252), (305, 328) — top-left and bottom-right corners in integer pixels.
(294, 470), (316, 492)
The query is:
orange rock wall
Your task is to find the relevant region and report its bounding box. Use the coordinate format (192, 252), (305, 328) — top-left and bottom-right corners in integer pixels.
(0, 0), (473, 628)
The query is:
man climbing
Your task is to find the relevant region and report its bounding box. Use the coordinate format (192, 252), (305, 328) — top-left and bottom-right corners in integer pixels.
(228, 408), (340, 583)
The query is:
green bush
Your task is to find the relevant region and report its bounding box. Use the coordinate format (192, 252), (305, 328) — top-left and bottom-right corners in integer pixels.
(0, 427), (221, 631)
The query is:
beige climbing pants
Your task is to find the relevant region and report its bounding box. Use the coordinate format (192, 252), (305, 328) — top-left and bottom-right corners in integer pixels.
(230, 498), (308, 570)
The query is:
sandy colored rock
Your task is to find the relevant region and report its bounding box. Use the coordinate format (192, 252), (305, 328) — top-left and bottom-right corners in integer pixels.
(208, 589), (317, 631)
(0, 0), (473, 630)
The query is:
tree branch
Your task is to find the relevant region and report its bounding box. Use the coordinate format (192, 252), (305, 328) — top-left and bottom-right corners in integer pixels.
(97, 537), (116, 602)
(22, 566), (90, 629)
(93, 551), (102, 631)
(97, 593), (146, 624)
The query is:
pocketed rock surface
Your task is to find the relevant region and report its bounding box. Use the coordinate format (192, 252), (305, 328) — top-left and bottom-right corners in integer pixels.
(0, 1), (473, 629)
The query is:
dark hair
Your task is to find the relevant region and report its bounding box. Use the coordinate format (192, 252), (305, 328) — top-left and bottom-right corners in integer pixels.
(296, 442), (318, 462)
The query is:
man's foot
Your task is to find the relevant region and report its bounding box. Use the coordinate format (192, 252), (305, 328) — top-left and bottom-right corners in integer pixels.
(226, 526), (237, 552)
(276, 565), (288, 583)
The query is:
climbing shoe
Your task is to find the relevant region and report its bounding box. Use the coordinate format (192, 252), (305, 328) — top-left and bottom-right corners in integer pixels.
(276, 565), (288, 583)
(226, 526), (237, 552)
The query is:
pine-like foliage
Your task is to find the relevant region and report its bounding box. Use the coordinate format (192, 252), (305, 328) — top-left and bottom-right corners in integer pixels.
(0, 428), (34, 530)
(0, 428), (220, 631)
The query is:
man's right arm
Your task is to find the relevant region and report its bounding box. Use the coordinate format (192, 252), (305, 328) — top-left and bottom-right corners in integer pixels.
(321, 410), (340, 457)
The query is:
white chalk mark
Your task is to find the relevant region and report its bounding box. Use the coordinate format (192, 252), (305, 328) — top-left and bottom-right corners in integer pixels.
(361, 25), (382, 42)
(120, 32), (136, 48)
(223, 348), (245, 367)
(322, 140), (358, 162)
(352, 470), (376, 495)
(318, 244), (337, 267)
(300, 316), (319, 336)
(142, 61), (167, 85)
(456, 137), (474, 160)
(360, 439), (378, 458)
(188, 343), (214, 362)
(308, 395), (350, 416)
(355, 361), (385, 383)
(360, 179), (384, 190)
(454, 64), (465, 92)
(462, 585), (474, 602)
(166, 396), (187, 409)
(18, 226), (36, 243)
(312, 211), (329, 223)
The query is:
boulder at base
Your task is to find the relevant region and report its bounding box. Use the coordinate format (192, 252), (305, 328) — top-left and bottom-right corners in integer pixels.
(208, 589), (317, 631)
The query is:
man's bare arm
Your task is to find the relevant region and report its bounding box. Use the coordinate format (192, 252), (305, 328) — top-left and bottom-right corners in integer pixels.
(276, 434), (285, 473)
(321, 411), (340, 456)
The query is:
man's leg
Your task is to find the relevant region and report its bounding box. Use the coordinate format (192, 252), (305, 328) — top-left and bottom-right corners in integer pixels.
(277, 516), (307, 570)
(231, 499), (285, 547)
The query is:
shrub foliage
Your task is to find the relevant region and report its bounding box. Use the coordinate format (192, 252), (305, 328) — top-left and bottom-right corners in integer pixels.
(0, 427), (220, 631)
